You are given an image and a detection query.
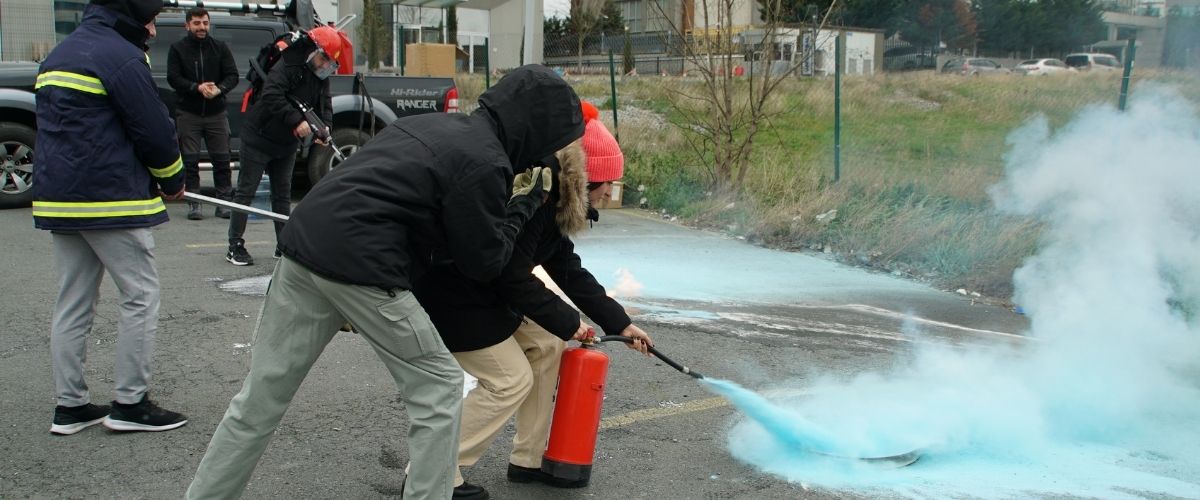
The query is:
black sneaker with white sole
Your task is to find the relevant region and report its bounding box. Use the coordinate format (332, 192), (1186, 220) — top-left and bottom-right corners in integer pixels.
(103, 395), (187, 432)
(50, 403), (110, 435)
(226, 241), (254, 266)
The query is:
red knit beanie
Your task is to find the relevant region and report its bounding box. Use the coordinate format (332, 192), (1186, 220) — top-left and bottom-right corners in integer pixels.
(580, 101), (623, 183)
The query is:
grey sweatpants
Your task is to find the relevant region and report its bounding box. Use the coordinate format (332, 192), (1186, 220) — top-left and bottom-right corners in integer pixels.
(50, 228), (159, 406)
(187, 256), (463, 500)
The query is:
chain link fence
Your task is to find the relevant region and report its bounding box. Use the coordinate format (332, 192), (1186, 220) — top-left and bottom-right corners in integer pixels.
(0, 0), (58, 62)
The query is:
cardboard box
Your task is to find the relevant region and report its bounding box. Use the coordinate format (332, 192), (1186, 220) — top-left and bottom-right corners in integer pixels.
(405, 43), (456, 77)
(596, 181), (623, 209)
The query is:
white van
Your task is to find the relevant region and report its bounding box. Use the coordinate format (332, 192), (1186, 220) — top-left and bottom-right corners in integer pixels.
(1064, 53), (1122, 72)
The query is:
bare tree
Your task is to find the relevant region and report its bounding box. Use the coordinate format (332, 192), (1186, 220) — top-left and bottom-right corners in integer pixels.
(569, 0), (608, 73)
(357, 0), (393, 70)
(651, 0), (837, 194)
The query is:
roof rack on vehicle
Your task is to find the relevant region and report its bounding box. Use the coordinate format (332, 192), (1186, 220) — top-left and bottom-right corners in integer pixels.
(161, 0), (320, 30)
(163, 1), (287, 14)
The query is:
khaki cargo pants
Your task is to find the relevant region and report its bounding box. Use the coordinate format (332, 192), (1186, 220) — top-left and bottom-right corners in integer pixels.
(187, 256), (463, 500)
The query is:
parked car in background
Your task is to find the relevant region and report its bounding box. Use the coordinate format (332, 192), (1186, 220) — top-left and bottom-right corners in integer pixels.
(0, 12), (459, 210)
(1064, 53), (1122, 72)
(941, 58), (1010, 76)
(1014, 58), (1074, 76)
(883, 45), (939, 71)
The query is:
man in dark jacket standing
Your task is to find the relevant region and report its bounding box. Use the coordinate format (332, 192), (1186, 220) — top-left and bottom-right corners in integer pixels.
(186, 65), (584, 500)
(167, 6), (238, 220)
(35, 0), (188, 435)
(224, 26), (338, 266)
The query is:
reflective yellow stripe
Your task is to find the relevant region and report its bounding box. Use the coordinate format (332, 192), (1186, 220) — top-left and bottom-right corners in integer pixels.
(35, 71), (107, 95)
(149, 156), (183, 178)
(33, 198), (165, 218)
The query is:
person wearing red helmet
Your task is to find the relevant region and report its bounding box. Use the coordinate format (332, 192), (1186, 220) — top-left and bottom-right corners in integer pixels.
(306, 25), (343, 80)
(223, 25), (336, 267)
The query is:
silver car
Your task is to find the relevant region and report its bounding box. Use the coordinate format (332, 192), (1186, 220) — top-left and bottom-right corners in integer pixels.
(941, 58), (1010, 76)
(1014, 58), (1074, 76)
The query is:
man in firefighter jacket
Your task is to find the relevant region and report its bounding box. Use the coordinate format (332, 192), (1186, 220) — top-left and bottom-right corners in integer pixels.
(413, 102), (652, 497)
(224, 26), (337, 266)
(186, 65), (584, 500)
(34, 0), (188, 435)
(167, 6), (239, 220)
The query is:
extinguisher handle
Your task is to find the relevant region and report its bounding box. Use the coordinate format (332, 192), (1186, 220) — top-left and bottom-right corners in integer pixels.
(595, 335), (704, 379)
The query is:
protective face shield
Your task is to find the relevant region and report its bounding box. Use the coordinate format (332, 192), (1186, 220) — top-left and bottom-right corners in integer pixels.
(306, 49), (339, 80)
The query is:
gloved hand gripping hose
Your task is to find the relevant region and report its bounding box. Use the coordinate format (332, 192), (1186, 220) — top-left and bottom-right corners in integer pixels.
(589, 336), (704, 379)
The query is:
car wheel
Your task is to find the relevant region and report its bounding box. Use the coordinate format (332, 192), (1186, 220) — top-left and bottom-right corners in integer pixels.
(306, 128), (370, 187)
(0, 122), (36, 209)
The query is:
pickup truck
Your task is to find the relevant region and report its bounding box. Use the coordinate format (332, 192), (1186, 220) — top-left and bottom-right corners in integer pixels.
(0, 11), (458, 209)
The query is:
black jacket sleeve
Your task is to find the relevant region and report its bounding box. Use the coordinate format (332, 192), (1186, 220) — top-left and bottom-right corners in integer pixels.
(543, 235), (632, 336)
(216, 40), (239, 95)
(259, 63), (305, 130)
(491, 209), (581, 340)
(321, 78), (333, 126)
(166, 43), (198, 95)
(109, 57), (184, 194)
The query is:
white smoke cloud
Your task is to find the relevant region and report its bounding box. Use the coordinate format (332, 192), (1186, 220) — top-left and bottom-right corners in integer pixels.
(607, 267), (644, 299)
(722, 87), (1200, 497)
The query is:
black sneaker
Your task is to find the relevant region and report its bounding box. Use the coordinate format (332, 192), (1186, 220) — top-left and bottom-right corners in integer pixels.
(215, 206), (231, 219)
(452, 482), (489, 500)
(50, 403), (110, 435)
(226, 242), (254, 266)
(103, 395), (187, 432)
(273, 248), (282, 259)
(187, 202), (203, 220)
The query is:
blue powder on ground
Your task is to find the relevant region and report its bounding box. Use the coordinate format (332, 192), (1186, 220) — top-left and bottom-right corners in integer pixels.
(700, 378), (920, 460)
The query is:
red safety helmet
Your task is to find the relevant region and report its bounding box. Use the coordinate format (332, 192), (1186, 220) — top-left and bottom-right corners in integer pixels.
(306, 26), (343, 79)
(308, 25), (343, 60)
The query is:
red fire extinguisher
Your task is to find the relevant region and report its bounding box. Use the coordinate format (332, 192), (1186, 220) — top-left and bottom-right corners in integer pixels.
(541, 344), (610, 488)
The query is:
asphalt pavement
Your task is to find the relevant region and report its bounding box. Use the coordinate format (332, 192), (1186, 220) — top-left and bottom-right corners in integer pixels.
(0, 202), (1027, 499)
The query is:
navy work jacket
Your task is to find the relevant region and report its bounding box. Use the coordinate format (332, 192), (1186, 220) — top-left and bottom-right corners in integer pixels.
(33, 4), (183, 231)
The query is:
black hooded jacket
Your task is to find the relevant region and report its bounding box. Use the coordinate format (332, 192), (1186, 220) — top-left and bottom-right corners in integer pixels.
(414, 143), (632, 352)
(166, 32), (238, 116)
(278, 65), (584, 291)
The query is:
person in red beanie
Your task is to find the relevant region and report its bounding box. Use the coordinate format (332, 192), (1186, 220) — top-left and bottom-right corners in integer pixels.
(411, 100), (652, 496)
(579, 101), (624, 209)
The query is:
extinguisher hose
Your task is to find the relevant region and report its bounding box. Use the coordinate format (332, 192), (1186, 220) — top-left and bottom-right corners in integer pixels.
(595, 335), (704, 379)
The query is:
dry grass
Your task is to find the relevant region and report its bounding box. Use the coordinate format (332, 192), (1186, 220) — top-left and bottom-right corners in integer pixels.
(450, 69), (1200, 298)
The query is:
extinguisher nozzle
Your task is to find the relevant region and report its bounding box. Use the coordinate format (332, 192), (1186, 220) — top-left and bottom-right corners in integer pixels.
(596, 335), (705, 380)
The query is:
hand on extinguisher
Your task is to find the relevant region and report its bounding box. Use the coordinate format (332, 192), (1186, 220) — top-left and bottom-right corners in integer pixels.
(571, 321), (595, 342)
(620, 324), (654, 356)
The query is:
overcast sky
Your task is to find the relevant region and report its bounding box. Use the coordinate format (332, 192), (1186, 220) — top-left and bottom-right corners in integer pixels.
(545, 0), (570, 18)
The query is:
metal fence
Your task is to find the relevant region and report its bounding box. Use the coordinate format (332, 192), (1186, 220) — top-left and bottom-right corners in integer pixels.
(0, 1), (58, 62)
(544, 31), (685, 60)
(544, 54), (689, 76)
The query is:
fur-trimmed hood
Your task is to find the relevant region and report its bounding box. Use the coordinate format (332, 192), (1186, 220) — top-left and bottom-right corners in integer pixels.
(553, 139), (589, 236)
